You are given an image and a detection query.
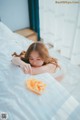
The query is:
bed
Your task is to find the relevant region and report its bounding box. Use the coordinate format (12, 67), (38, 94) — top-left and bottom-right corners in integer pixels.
(0, 22), (80, 120)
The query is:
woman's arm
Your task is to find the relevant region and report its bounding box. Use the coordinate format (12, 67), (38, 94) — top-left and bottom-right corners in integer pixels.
(31, 64), (64, 81)
(11, 57), (32, 74)
(12, 57), (56, 75)
(12, 57), (63, 80)
(31, 64), (56, 75)
(11, 57), (23, 66)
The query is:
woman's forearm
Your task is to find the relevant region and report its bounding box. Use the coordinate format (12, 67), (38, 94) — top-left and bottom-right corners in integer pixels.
(31, 66), (46, 75)
(12, 57), (56, 75)
(11, 57), (23, 67)
(31, 64), (56, 75)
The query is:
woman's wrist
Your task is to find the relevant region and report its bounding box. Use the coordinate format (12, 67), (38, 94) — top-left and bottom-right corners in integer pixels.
(12, 57), (23, 67)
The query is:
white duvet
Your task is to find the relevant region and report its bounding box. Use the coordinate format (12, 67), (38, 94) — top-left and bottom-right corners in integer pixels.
(0, 21), (80, 103)
(0, 22), (80, 120)
(49, 48), (80, 103)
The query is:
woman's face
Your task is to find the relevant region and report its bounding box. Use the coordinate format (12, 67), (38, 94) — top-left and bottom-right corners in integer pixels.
(29, 51), (44, 67)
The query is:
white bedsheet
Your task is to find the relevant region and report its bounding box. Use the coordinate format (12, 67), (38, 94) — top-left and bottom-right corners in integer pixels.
(0, 67), (80, 120)
(0, 33), (80, 120)
(49, 48), (80, 103)
(0, 22), (80, 119)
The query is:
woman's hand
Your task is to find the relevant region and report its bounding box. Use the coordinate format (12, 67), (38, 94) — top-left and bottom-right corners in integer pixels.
(46, 64), (56, 73)
(20, 62), (32, 74)
(31, 63), (56, 75)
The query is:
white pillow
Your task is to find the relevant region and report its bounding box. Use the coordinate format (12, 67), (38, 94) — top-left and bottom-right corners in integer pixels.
(0, 22), (13, 38)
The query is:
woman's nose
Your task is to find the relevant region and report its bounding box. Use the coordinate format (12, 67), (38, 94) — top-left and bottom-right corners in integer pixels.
(33, 60), (36, 64)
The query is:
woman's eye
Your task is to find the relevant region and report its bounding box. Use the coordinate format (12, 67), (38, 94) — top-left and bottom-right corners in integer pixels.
(29, 58), (33, 60)
(30, 59), (33, 60)
(37, 59), (41, 60)
(29, 58), (41, 61)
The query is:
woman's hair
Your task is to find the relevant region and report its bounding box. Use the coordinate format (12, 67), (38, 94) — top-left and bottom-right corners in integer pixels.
(12, 42), (60, 68)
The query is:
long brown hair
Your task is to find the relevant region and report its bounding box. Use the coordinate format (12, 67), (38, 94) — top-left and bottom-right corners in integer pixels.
(12, 42), (60, 68)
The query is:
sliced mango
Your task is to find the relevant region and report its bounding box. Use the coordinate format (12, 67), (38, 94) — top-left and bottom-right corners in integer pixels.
(26, 78), (46, 95)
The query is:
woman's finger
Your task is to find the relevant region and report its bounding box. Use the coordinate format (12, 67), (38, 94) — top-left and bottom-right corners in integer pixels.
(20, 63), (32, 74)
(24, 64), (32, 74)
(24, 67), (29, 73)
(20, 66), (28, 74)
(28, 64), (32, 74)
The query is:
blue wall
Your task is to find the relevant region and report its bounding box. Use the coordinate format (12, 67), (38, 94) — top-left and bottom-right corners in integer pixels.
(0, 0), (30, 31)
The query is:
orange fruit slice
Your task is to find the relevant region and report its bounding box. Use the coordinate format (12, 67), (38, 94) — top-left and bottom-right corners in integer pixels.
(26, 78), (46, 95)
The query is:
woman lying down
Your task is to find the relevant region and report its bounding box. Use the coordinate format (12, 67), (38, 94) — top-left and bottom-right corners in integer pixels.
(12, 42), (64, 81)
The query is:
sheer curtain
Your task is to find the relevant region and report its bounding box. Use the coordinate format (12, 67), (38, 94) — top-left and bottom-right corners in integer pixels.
(39, 0), (80, 65)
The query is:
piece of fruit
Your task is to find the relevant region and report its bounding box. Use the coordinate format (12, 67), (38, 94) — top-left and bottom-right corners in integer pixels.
(26, 78), (46, 95)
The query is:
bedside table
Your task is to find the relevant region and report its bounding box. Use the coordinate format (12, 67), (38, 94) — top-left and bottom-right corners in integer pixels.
(15, 29), (38, 42)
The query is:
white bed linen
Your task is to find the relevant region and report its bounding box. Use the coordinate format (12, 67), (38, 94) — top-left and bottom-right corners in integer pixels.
(49, 48), (80, 103)
(0, 22), (80, 120)
(0, 66), (80, 120)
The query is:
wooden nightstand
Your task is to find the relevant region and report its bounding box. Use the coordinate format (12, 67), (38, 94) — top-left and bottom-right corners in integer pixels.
(15, 28), (38, 42)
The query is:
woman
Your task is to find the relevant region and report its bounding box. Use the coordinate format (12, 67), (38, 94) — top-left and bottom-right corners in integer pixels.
(12, 42), (64, 80)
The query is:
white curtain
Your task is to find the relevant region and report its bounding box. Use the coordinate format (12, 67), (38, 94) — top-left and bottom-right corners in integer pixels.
(39, 0), (80, 65)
